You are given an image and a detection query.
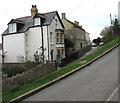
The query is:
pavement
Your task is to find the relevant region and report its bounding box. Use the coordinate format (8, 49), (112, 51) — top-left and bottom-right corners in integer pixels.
(83, 47), (98, 56)
(22, 46), (118, 101)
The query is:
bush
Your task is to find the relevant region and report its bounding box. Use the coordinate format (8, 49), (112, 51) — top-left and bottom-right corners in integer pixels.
(24, 61), (38, 70)
(3, 66), (25, 77)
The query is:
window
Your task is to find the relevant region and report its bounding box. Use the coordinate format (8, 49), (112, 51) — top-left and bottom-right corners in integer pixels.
(34, 18), (41, 26)
(61, 34), (64, 43)
(50, 32), (53, 44)
(25, 34), (28, 43)
(9, 23), (17, 33)
(26, 51), (28, 61)
(56, 33), (60, 43)
(80, 43), (82, 48)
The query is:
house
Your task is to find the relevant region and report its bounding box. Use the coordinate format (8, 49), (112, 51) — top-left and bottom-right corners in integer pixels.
(2, 5), (65, 63)
(61, 13), (88, 56)
(85, 32), (91, 45)
(0, 44), (2, 63)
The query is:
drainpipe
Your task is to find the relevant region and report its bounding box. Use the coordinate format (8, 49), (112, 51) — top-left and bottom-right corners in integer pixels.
(2, 36), (4, 63)
(41, 26), (44, 62)
(47, 25), (50, 61)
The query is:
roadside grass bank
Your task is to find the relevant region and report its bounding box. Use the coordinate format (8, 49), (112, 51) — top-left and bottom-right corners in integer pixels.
(3, 36), (120, 102)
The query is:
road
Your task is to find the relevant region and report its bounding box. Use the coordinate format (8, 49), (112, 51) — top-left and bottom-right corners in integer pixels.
(22, 47), (119, 102)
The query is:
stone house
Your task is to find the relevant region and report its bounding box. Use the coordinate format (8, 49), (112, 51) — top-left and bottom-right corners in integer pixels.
(1, 5), (65, 63)
(85, 32), (91, 45)
(61, 13), (88, 56)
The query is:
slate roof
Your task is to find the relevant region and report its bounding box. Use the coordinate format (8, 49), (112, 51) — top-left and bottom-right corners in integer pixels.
(2, 11), (64, 36)
(65, 19), (85, 31)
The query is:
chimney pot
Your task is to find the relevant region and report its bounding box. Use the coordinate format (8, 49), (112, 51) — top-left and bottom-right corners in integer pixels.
(74, 21), (79, 26)
(31, 5), (38, 16)
(61, 13), (66, 19)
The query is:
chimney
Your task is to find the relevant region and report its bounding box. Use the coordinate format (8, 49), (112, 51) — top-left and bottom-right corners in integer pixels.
(61, 13), (66, 19)
(31, 5), (38, 16)
(74, 21), (79, 26)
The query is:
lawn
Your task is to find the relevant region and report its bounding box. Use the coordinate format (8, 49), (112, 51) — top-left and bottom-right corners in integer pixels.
(2, 36), (120, 102)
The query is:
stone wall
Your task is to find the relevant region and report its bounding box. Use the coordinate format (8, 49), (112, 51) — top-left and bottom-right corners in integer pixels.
(2, 62), (56, 91)
(2, 63), (25, 70)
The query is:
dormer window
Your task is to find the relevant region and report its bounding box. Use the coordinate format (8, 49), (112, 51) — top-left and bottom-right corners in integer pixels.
(9, 23), (17, 33)
(34, 18), (41, 26)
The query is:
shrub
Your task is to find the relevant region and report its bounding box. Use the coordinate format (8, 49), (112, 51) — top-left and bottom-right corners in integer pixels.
(3, 66), (25, 77)
(24, 61), (38, 70)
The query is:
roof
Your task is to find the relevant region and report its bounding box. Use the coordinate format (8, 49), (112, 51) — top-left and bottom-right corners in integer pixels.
(2, 11), (64, 36)
(65, 19), (85, 31)
(8, 19), (25, 25)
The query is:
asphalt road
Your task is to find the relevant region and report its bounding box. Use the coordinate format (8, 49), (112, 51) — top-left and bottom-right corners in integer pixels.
(22, 47), (119, 102)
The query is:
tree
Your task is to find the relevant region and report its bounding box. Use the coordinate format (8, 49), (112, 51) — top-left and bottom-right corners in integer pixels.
(100, 27), (111, 37)
(92, 37), (101, 46)
(113, 19), (120, 35)
(100, 19), (120, 43)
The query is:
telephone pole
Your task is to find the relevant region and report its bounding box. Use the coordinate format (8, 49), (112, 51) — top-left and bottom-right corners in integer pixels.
(110, 14), (113, 35)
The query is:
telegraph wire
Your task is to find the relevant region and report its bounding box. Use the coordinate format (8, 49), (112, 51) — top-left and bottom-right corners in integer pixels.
(67, 0), (85, 17)
(81, 0), (101, 23)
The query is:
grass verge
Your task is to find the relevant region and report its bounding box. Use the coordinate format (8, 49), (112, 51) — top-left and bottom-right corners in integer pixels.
(2, 36), (120, 102)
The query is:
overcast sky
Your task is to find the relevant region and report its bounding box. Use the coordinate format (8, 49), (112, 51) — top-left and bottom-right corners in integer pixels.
(0, 0), (119, 43)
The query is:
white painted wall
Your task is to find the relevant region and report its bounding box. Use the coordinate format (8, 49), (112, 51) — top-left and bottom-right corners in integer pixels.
(49, 15), (65, 61)
(42, 26), (49, 61)
(3, 33), (25, 63)
(25, 26), (49, 62)
(0, 50), (2, 63)
(26, 27), (42, 61)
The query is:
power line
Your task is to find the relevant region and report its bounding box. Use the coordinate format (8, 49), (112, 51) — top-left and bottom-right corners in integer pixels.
(67, 0), (85, 17)
(81, 0), (101, 23)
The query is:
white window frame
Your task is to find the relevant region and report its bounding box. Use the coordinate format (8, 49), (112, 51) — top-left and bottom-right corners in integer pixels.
(9, 23), (17, 33)
(56, 33), (60, 43)
(34, 18), (41, 26)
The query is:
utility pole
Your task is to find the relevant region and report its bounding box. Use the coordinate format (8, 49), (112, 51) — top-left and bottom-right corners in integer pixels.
(110, 14), (113, 35)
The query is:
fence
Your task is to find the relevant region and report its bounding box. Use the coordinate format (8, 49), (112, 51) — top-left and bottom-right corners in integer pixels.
(2, 62), (56, 91)
(59, 45), (92, 67)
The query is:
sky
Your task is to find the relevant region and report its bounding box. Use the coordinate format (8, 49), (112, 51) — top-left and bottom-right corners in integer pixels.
(0, 0), (119, 43)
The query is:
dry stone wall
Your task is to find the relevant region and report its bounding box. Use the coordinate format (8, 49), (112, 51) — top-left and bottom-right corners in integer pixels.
(2, 62), (56, 91)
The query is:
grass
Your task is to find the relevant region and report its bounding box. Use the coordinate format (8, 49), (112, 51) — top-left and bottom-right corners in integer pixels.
(2, 36), (120, 102)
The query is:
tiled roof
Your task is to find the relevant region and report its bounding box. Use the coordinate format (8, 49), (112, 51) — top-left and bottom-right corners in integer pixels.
(2, 11), (63, 35)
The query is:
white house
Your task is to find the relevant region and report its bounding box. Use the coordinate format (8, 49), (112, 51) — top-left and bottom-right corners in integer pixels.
(2, 5), (65, 63)
(0, 44), (2, 63)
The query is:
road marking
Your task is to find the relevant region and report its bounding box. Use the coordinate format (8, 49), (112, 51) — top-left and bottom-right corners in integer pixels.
(106, 85), (119, 102)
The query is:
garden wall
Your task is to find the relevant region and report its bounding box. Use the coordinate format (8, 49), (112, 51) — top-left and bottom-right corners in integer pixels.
(2, 62), (56, 91)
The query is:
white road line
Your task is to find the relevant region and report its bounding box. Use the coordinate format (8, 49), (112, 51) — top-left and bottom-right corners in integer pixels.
(106, 85), (119, 102)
